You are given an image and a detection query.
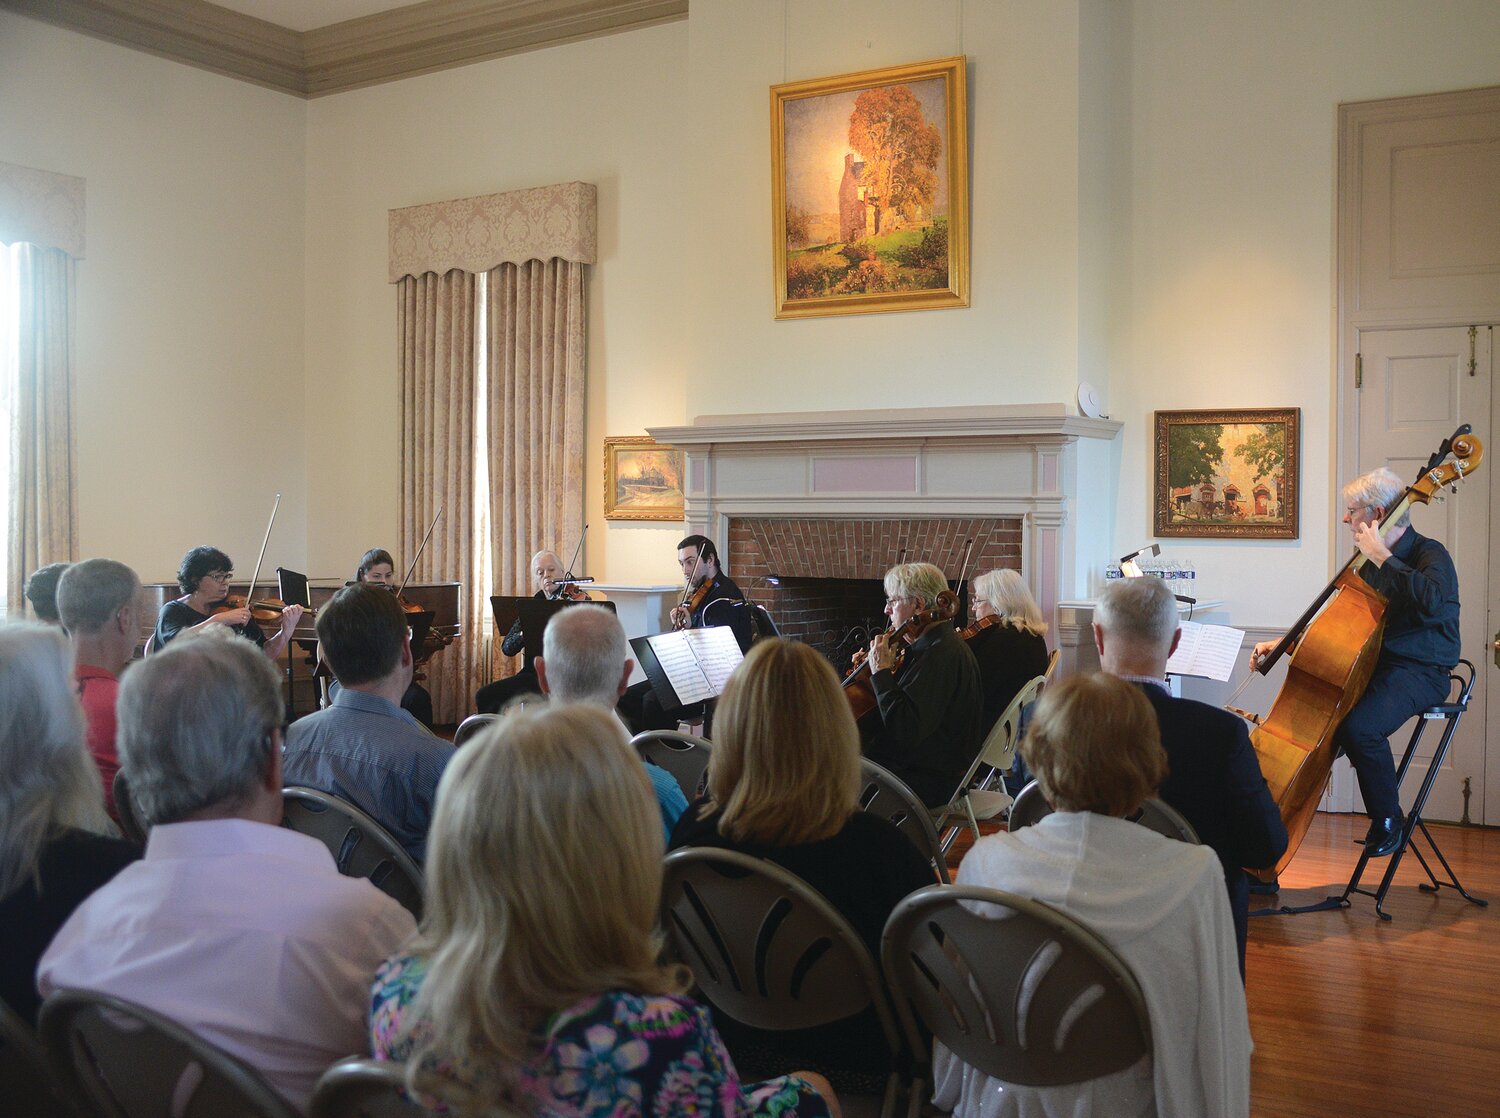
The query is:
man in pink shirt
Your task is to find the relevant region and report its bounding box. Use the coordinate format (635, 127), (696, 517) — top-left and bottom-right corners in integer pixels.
(57, 558), (143, 820)
(38, 630), (416, 1114)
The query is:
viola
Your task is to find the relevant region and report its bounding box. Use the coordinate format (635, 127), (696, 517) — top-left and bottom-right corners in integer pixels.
(210, 594), (281, 625)
(957, 614), (1002, 641)
(1233, 426), (1483, 880)
(842, 589), (959, 722)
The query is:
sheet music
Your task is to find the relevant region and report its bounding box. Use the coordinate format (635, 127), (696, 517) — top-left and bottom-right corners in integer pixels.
(644, 625), (746, 705)
(1166, 620), (1245, 682)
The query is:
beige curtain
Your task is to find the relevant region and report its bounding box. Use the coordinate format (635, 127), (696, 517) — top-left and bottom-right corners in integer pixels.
(398, 269), (479, 722)
(487, 257), (587, 631)
(7, 244), (78, 613)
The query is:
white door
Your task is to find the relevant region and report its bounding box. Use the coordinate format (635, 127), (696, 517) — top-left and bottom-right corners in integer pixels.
(1345, 325), (1492, 823)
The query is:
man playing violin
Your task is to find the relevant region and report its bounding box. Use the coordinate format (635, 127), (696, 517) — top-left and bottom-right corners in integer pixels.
(1249, 466), (1461, 858)
(863, 561), (982, 808)
(153, 545), (302, 659)
(475, 549), (592, 715)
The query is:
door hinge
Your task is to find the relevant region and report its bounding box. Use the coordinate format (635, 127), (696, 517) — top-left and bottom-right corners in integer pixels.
(1468, 325), (1477, 377)
(1355, 352), (1362, 389)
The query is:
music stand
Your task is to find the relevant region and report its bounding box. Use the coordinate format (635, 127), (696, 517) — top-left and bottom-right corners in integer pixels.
(490, 596), (617, 666)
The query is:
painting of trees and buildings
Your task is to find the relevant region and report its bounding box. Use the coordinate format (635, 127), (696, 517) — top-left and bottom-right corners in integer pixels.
(1154, 410), (1300, 539)
(772, 57), (968, 318)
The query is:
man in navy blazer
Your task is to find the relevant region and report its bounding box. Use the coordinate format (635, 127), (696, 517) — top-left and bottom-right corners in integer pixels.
(1094, 577), (1287, 976)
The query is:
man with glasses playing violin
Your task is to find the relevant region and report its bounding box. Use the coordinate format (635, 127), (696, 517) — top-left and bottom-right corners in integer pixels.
(1248, 466), (1461, 858)
(153, 545), (302, 659)
(863, 561), (982, 808)
(619, 534), (752, 733)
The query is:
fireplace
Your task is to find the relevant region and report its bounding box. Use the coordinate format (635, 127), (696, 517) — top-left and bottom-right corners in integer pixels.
(649, 403), (1121, 646)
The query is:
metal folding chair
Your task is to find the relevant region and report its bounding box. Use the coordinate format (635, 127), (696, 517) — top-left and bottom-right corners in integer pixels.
(0, 997), (85, 1117)
(630, 730), (713, 802)
(933, 674), (1047, 850)
(857, 758), (950, 883)
(1006, 780), (1199, 843)
(281, 787), (424, 918)
(452, 713), (496, 747)
(310, 1057), (438, 1118)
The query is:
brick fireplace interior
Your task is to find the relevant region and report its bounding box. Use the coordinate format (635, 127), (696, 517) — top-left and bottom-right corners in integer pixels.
(726, 516), (1023, 667)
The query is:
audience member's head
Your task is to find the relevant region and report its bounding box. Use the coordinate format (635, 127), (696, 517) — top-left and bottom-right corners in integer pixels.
(117, 629), (284, 828)
(972, 568), (1048, 635)
(707, 638), (861, 846)
(176, 546), (233, 595)
(0, 624), (109, 896)
(316, 582), (411, 689)
(58, 559), (143, 672)
(405, 703), (682, 1102)
(884, 561), (950, 611)
(1021, 672), (1167, 817)
(356, 547), (397, 584)
(1093, 575), (1179, 675)
(536, 604), (631, 706)
(24, 562), (72, 624)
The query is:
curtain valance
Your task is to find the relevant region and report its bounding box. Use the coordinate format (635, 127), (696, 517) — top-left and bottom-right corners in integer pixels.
(0, 162), (86, 259)
(388, 180), (596, 282)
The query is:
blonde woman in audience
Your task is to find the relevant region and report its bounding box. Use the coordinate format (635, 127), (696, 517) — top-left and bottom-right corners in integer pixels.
(965, 569), (1050, 738)
(0, 624), (136, 1025)
(669, 638), (934, 1085)
(934, 673), (1250, 1118)
(369, 703), (839, 1118)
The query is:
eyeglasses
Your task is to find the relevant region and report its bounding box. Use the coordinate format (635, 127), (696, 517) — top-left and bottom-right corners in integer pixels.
(885, 596), (911, 608)
(1344, 504), (1372, 517)
(205, 571), (234, 582)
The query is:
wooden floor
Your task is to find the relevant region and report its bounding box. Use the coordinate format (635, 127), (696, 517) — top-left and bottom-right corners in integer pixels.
(944, 813), (1499, 1117)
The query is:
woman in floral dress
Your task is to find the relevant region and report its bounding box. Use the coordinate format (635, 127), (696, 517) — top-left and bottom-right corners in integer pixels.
(369, 702), (838, 1118)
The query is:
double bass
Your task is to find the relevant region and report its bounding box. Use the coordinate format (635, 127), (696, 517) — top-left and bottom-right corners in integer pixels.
(1237, 426), (1483, 880)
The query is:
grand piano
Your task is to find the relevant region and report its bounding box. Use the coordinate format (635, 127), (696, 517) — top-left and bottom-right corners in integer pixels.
(138, 579), (461, 718)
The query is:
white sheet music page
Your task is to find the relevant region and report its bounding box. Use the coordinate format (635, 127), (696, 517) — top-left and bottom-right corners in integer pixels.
(646, 632), (715, 704)
(682, 625), (745, 692)
(1166, 620), (1245, 682)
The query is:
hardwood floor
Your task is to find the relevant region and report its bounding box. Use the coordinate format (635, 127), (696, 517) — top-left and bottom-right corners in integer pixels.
(1244, 813), (1499, 1118)
(942, 812), (1499, 1117)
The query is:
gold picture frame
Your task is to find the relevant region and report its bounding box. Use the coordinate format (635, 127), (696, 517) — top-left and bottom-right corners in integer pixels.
(1153, 409), (1300, 539)
(771, 56), (970, 319)
(603, 436), (685, 522)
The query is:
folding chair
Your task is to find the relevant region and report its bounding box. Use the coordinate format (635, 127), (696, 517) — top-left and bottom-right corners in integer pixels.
(0, 997), (85, 1118)
(281, 788), (424, 918)
(310, 1057), (438, 1118)
(452, 713), (496, 747)
(630, 730), (713, 802)
(1006, 781), (1199, 844)
(857, 758), (950, 883)
(933, 674), (1047, 850)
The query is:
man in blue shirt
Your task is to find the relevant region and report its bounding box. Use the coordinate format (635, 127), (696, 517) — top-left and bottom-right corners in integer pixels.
(283, 583), (454, 862)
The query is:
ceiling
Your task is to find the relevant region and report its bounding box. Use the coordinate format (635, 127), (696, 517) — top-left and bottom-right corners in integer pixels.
(212, 1), (415, 33)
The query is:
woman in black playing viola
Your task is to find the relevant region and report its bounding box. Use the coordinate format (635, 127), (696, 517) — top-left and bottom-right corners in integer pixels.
(964, 568), (1050, 739)
(154, 546), (303, 658)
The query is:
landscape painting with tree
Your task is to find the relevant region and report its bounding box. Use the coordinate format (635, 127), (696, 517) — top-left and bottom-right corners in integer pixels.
(1154, 409), (1300, 539)
(771, 56), (969, 319)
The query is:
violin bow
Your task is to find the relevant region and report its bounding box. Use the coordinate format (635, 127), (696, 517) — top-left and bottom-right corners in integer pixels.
(398, 504), (444, 598)
(954, 537), (977, 624)
(242, 493), (281, 615)
(556, 525), (588, 598)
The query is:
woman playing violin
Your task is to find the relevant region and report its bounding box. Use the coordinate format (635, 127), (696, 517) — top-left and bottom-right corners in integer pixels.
(965, 569), (1050, 740)
(153, 545), (302, 659)
(354, 548), (435, 728)
(863, 561), (983, 808)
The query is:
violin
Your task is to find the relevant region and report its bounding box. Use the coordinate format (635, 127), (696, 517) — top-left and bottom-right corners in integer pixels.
(212, 594), (306, 625)
(957, 614), (1002, 641)
(843, 589), (959, 722)
(674, 578), (712, 629)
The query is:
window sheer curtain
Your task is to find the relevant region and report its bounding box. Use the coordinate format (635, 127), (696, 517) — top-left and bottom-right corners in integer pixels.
(390, 183), (595, 721)
(1, 163), (84, 615)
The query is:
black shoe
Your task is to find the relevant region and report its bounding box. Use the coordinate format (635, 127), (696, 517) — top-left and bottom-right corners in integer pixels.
(1363, 815), (1404, 858)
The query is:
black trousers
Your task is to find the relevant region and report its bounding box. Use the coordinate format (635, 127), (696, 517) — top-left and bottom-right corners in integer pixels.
(475, 668), (541, 714)
(618, 679), (711, 736)
(1334, 661), (1450, 820)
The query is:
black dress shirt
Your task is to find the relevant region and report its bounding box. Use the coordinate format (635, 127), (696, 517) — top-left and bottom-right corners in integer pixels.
(1358, 527), (1461, 671)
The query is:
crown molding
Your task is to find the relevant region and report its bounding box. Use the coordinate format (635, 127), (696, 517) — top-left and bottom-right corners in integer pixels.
(0, 0), (689, 98)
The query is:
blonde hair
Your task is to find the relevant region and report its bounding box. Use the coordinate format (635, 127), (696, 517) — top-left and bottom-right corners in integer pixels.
(706, 639), (861, 846)
(884, 562), (949, 608)
(1020, 673), (1167, 817)
(0, 624), (111, 896)
(971, 569), (1047, 636)
(1344, 466), (1410, 530)
(402, 703), (685, 1112)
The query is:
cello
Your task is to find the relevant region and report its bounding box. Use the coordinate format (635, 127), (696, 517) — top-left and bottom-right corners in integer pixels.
(1235, 426), (1483, 880)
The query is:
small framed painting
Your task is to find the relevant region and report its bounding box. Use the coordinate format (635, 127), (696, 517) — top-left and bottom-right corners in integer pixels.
(604, 436), (685, 522)
(771, 56), (969, 319)
(1154, 409), (1300, 539)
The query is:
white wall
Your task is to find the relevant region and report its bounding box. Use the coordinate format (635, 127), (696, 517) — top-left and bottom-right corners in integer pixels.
(1112, 0), (1500, 625)
(302, 21), (689, 587)
(0, 12), (307, 586)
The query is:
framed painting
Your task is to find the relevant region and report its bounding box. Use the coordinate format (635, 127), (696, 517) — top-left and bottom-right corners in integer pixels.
(603, 436), (685, 522)
(771, 56), (969, 319)
(1154, 409), (1300, 539)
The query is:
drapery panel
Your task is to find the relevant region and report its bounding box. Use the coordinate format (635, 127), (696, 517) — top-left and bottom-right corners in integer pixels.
(6, 244), (77, 614)
(397, 270), (479, 721)
(487, 258), (587, 625)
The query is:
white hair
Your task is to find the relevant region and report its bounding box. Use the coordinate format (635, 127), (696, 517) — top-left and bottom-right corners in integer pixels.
(542, 605), (628, 707)
(884, 562), (949, 608)
(1095, 576), (1178, 649)
(117, 628), (283, 826)
(1344, 466), (1410, 530)
(971, 568), (1047, 636)
(0, 624), (111, 896)
(58, 558), (141, 635)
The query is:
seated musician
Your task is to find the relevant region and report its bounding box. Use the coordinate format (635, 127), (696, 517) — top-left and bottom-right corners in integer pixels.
(966, 568), (1050, 738)
(354, 547), (434, 728)
(862, 561), (982, 808)
(1249, 465), (1461, 858)
(475, 549), (590, 715)
(618, 534), (752, 734)
(153, 545), (301, 659)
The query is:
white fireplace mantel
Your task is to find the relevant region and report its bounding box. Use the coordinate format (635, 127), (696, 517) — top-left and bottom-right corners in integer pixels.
(649, 404), (1123, 625)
